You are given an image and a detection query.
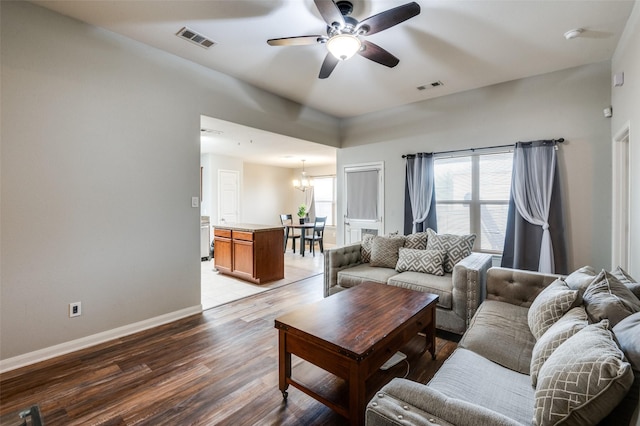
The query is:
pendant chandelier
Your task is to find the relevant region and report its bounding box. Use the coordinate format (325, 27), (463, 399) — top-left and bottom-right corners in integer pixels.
(293, 160), (313, 192)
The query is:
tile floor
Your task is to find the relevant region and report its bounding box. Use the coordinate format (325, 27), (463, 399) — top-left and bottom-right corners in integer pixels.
(201, 243), (330, 310)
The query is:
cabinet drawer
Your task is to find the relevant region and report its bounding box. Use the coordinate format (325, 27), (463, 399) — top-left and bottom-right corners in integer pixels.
(233, 231), (254, 242)
(214, 228), (231, 238)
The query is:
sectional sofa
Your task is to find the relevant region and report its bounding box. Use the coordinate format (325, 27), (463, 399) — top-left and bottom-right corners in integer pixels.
(365, 266), (640, 426)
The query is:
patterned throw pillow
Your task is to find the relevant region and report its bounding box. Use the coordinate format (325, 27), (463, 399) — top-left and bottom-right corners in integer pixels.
(395, 248), (445, 276)
(404, 231), (428, 250)
(583, 269), (640, 327)
(425, 228), (475, 273)
(360, 234), (375, 263)
(527, 279), (578, 340)
(612, 266), (640, 299)
(530, 307), (589, 387)
(534, 321), (633, 426)
(370, 236), (406, 269)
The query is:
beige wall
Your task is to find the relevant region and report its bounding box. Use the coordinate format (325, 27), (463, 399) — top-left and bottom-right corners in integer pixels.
(612, 1), (640, 278)
(0, 1), (338, 361)
(338, 62), (613, 272)
(242, 163), (293, 226)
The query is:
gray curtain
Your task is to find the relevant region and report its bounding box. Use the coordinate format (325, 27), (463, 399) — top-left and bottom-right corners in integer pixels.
(501, 141), (568, 274)
(404, 153), (437, 234)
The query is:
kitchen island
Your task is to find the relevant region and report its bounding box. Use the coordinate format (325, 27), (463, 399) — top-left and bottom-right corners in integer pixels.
(213, 223), (284, 284)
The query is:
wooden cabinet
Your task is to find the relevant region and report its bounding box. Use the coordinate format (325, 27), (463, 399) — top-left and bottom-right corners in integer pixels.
(213, 225), (284, 284)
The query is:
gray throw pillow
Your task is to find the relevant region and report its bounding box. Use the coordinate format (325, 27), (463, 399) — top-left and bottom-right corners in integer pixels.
(425, 228), (475, 273)
(564, 265), (597, 295)
(404, 231), (428, 250)
(395, 248), (445, 276)
(528, 279), (578, 340)
(612, 266), (640, 300)
(360, 234), (375, 263)
(583, 269), (640, 327)
(534, 321), (634, 426)
(370, 236), (406, 269)
(613, 311), (640, 375)
(530, 307), (588, 387)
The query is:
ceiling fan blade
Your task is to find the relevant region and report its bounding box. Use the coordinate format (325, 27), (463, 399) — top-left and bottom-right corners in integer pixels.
(356, 2), (420, 36)
(319, 53), (339, 79)
(267, 36), (325, 46)
(358, 41), (399, 68)
(314, 0), (345, 29)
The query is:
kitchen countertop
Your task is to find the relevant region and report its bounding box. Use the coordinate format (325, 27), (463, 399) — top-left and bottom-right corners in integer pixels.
(213, 223), (284, 232)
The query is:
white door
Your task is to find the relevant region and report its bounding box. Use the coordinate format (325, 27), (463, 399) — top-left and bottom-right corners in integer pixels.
(218, 170), (239, 224)
(343, 162), (384, 244)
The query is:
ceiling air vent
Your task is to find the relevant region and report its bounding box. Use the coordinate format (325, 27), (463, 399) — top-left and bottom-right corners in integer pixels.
(417, 81), (444, 91)
(177, 27), (216, 49)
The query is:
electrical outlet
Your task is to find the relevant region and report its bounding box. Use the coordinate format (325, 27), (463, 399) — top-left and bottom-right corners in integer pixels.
(69, 302), (81, 318)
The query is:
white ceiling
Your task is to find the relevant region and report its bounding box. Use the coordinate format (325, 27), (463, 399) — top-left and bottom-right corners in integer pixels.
(200, 115), (337, 168)
(32, 0), (635, 166)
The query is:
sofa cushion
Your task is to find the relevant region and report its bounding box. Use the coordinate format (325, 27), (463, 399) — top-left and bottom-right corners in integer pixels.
(360, 233), (375, 263)
(528, 278), (578, 340)
(426, 228), (476, 273)
(612, 266), (640, 299)
(564, 265), (597, 295)
(530, 306), (589, 387)
(404, 231), (428, 250)
(583, 269), (640, 327)
(534, 320), (634, 426)
(337, 264), (399, 288)
(458, 300), (535, 374)
(428, 348), (534, 425)
(370, 235), (406, 268)
(395, 248), (445, 276)
(388, 271), (452, 309)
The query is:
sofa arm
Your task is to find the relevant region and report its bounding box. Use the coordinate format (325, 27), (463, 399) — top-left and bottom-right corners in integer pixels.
(451, 252), (493, 328)
(323, 243), (363, 297)
(486, 267), (561, 307)
(366, 378), (523, 426)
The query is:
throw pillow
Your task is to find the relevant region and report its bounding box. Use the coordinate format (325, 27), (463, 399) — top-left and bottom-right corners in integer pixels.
(612, 266), (640, 300)
(527, 279), (578, 340)
(425, 228), (476, 273)
(583, 269), (640, 327)
(613, 311), (640, 372)
(395, 248), (445, 276)
(534, 321), (633, 426)
(530, 307), (589, 387)
(360, 233), (375, 263)
(404, 231), (428, 250)
(370, 236), (406, 269)
(564, 265), (597, 295)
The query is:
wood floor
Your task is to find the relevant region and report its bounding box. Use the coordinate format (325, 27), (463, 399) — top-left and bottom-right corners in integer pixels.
(0, 276), (458, 425)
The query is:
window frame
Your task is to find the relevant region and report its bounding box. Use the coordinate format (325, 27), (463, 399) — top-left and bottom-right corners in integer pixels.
(434, 149), (513, 254)
(313, 175), (337, 226)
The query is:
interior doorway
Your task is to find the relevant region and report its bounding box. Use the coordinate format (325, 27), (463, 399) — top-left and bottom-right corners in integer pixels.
(612, 123), (630, 269)
(218, 170), (240, 224)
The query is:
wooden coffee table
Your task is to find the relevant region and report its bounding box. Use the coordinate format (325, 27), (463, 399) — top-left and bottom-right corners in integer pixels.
(274, 282), (438, 426)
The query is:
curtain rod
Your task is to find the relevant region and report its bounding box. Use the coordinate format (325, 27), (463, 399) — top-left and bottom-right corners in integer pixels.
(401, 138), (565, 158)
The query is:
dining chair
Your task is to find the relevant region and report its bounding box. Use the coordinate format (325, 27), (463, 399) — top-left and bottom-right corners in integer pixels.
(305, 216), (326, 256)
(280, 214), (300, 253)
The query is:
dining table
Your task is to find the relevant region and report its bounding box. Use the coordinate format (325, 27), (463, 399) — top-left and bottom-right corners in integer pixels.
(285, 222), (316, 257)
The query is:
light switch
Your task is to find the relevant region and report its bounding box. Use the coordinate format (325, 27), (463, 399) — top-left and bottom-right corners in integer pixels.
(191, 197), (199, 208)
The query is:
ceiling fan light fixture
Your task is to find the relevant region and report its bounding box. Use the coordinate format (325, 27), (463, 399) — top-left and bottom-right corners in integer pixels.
(326, 34), (361, 61)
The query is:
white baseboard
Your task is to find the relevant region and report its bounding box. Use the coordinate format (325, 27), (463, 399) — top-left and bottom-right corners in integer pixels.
(0, 305), (203, 374)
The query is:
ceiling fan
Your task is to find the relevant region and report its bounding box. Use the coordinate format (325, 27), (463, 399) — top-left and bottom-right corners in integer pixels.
(267, 0), (420, 79)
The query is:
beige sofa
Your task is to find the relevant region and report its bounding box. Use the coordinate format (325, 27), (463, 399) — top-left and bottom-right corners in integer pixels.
(324, 241), (493, 334)
(365, 267), (640, 426)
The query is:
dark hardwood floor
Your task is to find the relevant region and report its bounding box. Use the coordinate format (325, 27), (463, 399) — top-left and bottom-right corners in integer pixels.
(0, 275), (458, 425)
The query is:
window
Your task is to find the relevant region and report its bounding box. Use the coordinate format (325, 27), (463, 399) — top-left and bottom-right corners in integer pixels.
(313, 176), (336, 226)
(434, 152), (513, 253)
